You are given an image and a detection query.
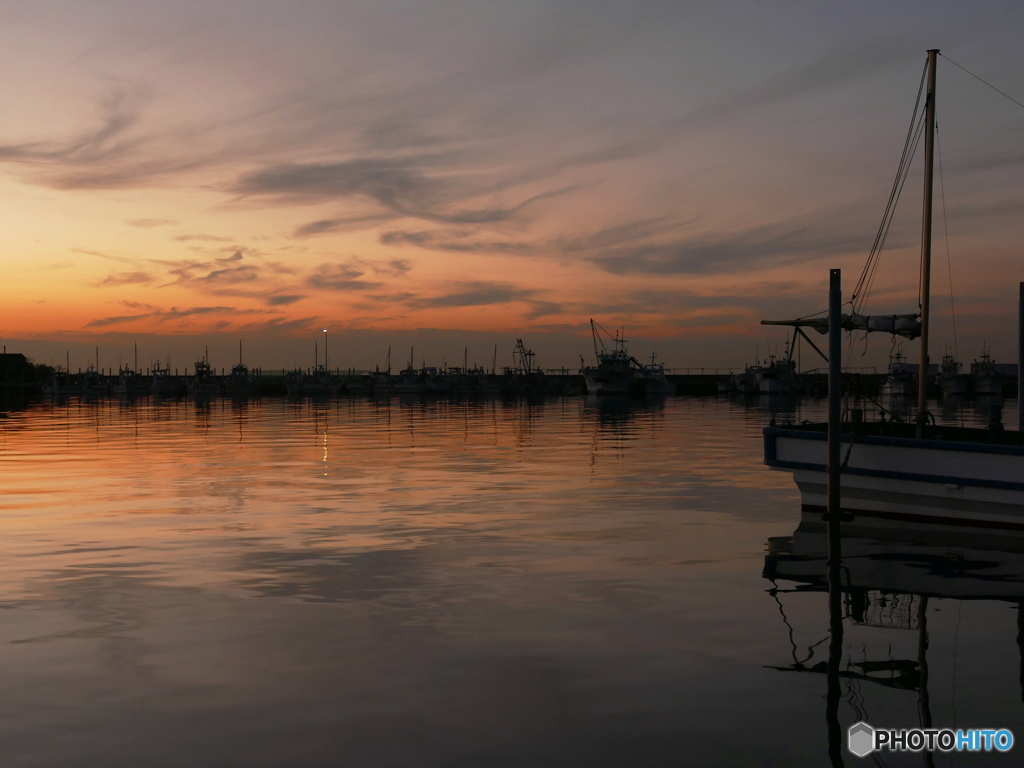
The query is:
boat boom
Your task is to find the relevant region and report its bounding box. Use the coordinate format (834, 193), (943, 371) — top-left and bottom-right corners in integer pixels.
(761, 313), (920, 339)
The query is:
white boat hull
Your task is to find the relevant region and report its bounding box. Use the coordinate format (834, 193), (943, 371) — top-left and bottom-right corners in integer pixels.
(974, 373), (1004, 397)
(765, 426), (1024, 527)
(881, 375), (915, 397)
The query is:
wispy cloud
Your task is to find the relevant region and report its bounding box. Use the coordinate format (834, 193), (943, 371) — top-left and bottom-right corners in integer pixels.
(234, 156), (564, 227)
(99, 271), (154, 286)
(86, 305), (241, 328)
(127, 218), (176, 229)
(306, 262), (383, 292)
(380, 229), (537, 256)
(304, 256), (412, 293)
(175, 233), (232, 242)
(408, 281), (536, 309)
(0, 83), (149, 164)
(293, 214), (395, 238)
(524, 301), (563, 319)
(588, 221), (878, 276)
(266, 294), (305, 306)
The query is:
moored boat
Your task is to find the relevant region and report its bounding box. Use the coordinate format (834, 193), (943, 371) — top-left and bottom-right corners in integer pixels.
(224, 363), (257, 397)
(753, 350), (796, 395)
(287, 364), (341, 397)
(224, 342), (257, 397)
(638, 355), (671, 396)
(42, 367), (78, 397)
(188, 358), (222, 396)
(971, 345), (1004, 397)
(880, 348), (915, 397)
(150, 362), (184, 397)
(936, 351), (970, 397)
(583, 320), (639, 396)
(112, 367), (149, 396)
(761, 50), (1024, 527)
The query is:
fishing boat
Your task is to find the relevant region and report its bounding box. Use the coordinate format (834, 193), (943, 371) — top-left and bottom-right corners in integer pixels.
(935, 350), (970, 397)
(501, 339), (546, 397)
(286, 337), (342, 397)
(730, 365), (757, 395)
(583, 320), (640, 395)
(762, 50), (1024, 527)
(638, 354), (671, 396)
(582, 319), (664, 396)
(754, 346), (797, 395)
(223, 343), (257, 398)
(393, 365), (425, 395)
(880, 348), (915, 397)
(286, 365), (341, 397)
(112, 366), (149, 396)
(41, 366), (78, 397)
(223, 363), (256, 397)
(188, 356), (222, 396)
(79, 364), (110, 397)
(971, 345), (1004, 397)
(150, 361), (184, 397)
(112, 344), (149, 396)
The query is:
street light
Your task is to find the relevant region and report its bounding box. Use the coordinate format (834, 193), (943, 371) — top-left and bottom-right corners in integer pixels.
(323, 329), (328, 372)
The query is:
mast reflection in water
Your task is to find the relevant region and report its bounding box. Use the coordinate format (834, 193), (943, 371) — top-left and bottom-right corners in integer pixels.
(765, 511), (1024, 765)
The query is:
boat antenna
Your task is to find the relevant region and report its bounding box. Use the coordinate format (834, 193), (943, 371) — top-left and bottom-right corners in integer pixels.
(916, 49), (939, 434)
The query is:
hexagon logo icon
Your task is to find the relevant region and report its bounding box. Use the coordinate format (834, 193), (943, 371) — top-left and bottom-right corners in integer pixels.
(848, 722), (875, 757)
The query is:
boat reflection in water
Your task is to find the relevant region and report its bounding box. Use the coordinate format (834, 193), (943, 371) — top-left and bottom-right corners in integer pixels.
(764, 510), (1024, 765)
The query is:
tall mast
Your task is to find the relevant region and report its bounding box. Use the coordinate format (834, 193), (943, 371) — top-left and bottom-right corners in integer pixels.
(916, 49), (939, 433)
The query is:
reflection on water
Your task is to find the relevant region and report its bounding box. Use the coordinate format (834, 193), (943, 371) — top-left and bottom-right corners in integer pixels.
(0, 394), (1020, 766)
(766, 512), (1024, 766)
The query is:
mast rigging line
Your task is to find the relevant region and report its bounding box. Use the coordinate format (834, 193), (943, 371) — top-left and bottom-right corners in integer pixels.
(936, 125), (960, 362)
(941, 54), (1024, 111)
(850, 57), (930, 316)
(856, 114), (927, 325)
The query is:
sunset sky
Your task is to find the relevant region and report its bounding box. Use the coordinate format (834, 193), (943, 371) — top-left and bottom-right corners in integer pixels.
(3, 2), (1024, 373)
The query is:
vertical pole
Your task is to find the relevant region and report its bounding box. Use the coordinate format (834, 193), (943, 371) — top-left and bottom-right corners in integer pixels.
(826, 267), (844, 767)
(828, 269), (842, 521)
(917, 49), (939, 435)
(917, 596), (934, 768)
(1019, 283), (1023, 432)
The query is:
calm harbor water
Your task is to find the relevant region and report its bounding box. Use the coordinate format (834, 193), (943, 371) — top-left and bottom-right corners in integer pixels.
(1, 394), (1021, 767)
